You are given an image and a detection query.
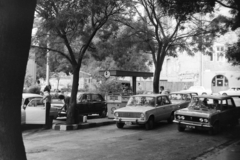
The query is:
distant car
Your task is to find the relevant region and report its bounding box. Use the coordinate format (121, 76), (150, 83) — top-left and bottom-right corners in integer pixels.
(185, 86), (212, 95)
(21, 93), (59, 125)
(174, 95), (240, 135)
(57, 92), (107, 118)
(219, 86), (240, 96)
(113, 94), (181, 130)
(169, 91), (198, 109)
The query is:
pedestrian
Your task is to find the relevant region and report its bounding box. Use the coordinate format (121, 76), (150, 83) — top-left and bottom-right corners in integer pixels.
(44, 84), (51, 93)
(42, 90), (52, 129)
(159, 86), (164, 94)
(58, 94), (70, 113)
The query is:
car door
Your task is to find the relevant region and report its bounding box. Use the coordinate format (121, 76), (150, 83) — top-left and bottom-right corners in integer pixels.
(91, 94), (105, 114)
(25, 98), (46, 124)
(161, 96), (173, 118)
(155, 96), (168, 121)
(77, 94), (89, 114)
(224, 98), (238, 124)
(21, 98), (26, 124)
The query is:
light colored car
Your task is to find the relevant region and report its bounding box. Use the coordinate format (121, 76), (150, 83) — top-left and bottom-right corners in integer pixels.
(113, 94), (180, 130)
(184, 86), (212, 95)
(21, 93), (59, 125)
(219, 86), (240, 96)
(174, 95), (240, 135)
(169, 91), (198, 109)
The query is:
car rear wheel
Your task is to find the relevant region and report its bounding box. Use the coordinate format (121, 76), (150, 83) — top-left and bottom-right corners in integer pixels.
(145, 117), (154, 130)
(202, 92), (207, 95)
(222, 93), (227, 96)
(116, 122), (124, 129)
(99, 110), (107, 118)
(178, 125), (185, 132)
(167, 113), (174, 124)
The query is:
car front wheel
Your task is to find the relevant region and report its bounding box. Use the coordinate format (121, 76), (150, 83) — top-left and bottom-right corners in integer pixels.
(116, 122), (124, 129)
(209, 123), (220, 135)
(178, 125), (185, 132)
(145, 117), (154, 130)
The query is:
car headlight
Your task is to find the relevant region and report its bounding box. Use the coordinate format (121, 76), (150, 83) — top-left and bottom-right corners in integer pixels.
(199, 118), (203, 122)
(204, 119), (208, 123)
(181, 116), (185, 120)
(177, 115), (181, 119)
(114, 112), (118, 117)
(140, 113), (145, 120)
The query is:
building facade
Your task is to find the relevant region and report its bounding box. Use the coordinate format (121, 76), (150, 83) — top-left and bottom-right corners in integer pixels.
(160, 42), (240, 93)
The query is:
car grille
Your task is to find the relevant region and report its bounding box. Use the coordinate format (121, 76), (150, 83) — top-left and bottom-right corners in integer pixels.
(118, 112), (141, 118)
(176, 115), (201, 122)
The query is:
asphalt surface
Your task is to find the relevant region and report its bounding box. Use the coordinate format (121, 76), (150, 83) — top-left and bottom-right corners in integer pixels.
(22, 117), (240, 160)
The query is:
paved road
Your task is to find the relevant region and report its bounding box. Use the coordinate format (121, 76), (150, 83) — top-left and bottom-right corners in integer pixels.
(23, 122), (240, 160)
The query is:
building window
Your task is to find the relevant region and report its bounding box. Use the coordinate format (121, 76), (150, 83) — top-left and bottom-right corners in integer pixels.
(209, 53), (213, 61)
(216, 52), (225, 62)
(212, 75), (228, 87)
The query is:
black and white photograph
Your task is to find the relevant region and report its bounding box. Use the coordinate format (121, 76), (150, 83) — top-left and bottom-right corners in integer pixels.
(0, 0), (240, 160)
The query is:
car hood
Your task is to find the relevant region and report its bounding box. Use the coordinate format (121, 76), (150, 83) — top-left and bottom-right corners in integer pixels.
(114, 106), (154, 113)
(175, 108), (217, 118)
(171, 100), (188, 105)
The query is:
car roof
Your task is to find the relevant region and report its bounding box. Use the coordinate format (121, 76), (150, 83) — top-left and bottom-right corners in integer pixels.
(22, 93), (43, 98)
(171, 90), (198, 94)
(193, 95), (233, 100)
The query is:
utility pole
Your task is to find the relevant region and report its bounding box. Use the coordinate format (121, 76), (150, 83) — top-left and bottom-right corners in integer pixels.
(46, 33), (50, 86)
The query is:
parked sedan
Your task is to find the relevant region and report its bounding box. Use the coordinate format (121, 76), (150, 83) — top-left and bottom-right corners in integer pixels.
(57, 92), (107, 118)
(21, 93), (59, 125)
(169, 91), (198, 109)
(114, 94), (180, 130)
(174, 95), (240, 135)
(185, 86), (212, 95)
(219, 86), (240, 96)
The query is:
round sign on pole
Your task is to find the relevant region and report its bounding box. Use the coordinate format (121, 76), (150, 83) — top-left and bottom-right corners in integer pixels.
(104, 71), (111, 78)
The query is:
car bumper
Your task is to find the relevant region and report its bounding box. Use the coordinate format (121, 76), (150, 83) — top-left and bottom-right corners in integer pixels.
(173, 120), (212, 129)
(113, 117), (147, 125)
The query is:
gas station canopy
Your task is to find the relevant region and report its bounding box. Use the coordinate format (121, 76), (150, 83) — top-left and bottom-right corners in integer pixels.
(99, 70), (153, 94)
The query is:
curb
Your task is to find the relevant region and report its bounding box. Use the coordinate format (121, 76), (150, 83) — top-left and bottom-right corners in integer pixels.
(52, 121), (115, 131)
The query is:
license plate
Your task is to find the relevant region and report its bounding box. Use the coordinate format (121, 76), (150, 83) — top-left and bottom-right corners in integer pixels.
(186, 125), (195, 129)
(125, 122), (132, 125)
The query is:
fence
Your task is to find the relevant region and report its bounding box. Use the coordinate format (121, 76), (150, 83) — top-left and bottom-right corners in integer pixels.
(137, 80), (194, 93)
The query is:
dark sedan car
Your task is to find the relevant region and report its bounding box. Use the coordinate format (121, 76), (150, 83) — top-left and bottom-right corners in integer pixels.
(168, 91), (198, 109)
(56, 92), (107, 118)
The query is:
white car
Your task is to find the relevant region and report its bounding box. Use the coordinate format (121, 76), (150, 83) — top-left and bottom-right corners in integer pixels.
(219, 86), (240, 96)
(114, 94), (180, 130)
(184, 86), (212, 95)
(21, 93), (59, 125)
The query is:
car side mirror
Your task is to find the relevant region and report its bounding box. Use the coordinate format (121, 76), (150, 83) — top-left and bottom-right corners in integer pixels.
(23, 105), (26, 110)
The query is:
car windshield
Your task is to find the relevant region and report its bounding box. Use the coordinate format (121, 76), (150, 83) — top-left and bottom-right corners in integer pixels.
(169, 94), (191, 100)
(127, 96), (155, 107)
(188, 97), (219, 111)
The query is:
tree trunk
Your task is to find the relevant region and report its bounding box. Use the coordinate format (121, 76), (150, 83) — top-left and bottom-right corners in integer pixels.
(66, 65), (80, 124)
(0, 1), (36, 160)
(153, 50), (166, 94)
